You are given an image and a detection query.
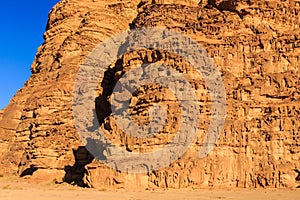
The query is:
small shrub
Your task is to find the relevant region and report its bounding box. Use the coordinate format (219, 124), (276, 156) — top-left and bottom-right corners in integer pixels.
(2, 185), (10, 189)
(2, 185), (23, 190)
(99, 188), (108, 192)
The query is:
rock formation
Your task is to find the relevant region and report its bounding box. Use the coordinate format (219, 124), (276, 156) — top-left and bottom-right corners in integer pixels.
(0, 0), (299, 189)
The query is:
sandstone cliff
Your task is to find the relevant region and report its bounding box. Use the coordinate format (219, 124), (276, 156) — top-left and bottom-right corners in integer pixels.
(0, 0), (299, 189)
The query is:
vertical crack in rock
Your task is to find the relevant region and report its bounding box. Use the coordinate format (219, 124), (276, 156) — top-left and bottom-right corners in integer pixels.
(63, 146), (94, 188)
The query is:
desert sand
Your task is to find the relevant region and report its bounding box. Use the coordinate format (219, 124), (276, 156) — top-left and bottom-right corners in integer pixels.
(0, 176), (299, 200)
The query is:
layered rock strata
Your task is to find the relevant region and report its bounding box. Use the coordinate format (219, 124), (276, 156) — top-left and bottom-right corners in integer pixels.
(0, 0), (299, 189)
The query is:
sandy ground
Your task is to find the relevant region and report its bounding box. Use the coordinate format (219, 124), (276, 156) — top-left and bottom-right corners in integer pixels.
(0, 176), (299, 200)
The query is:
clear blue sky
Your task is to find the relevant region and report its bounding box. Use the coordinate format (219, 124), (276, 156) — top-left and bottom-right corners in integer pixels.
(0, 0), (60, 109)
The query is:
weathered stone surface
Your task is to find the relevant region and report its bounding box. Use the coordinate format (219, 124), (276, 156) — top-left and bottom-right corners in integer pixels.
(0, 110), (3, 121)
(0, 0), (299, 189)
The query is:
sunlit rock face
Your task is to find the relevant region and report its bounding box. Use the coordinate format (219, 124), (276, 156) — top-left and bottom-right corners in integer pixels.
(0, 0), (299, 189)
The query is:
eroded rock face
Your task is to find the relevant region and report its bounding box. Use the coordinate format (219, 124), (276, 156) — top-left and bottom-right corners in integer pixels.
(0, 0), (299, 189)
(0, 110), (3, 122)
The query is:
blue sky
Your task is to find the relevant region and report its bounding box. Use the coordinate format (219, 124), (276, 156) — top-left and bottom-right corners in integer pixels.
(0, 0), (60, 109)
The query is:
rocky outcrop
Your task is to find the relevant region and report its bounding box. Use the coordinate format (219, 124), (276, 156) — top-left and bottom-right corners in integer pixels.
(0, 110), (3, 122)
(0, 0), (299, 189)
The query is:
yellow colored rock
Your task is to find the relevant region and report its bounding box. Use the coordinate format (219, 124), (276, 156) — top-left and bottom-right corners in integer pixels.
(0, 0), (299, 189)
